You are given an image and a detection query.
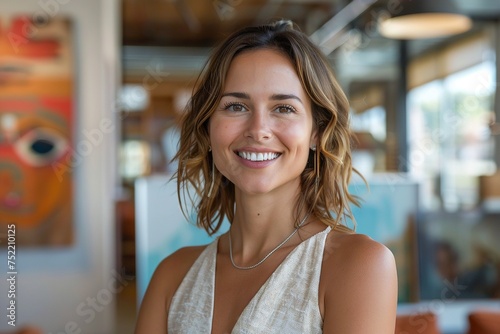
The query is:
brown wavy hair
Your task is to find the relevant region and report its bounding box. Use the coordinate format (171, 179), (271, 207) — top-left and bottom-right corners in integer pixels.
(174, 20), (361, 235)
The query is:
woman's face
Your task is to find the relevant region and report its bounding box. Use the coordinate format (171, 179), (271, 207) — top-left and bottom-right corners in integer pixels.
(209, 48), (316, 196)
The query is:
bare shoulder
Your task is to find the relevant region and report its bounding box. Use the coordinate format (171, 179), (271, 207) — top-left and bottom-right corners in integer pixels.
(134, 244), (208, 334)
(153, 244), (208, 300)
(160, 245), (208, 275)
(324, 231), (395, 269)
(320, 231), (398, 333)
(322, 231), (396, 289)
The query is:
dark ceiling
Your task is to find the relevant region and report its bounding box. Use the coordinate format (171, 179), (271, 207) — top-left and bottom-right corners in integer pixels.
(122, 0), (343, 47)
(122, 0), (500, 48)
(122, 0), (500, 84)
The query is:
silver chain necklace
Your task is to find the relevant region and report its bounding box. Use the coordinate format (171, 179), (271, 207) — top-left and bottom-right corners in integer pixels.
(228, 214), (309, 270)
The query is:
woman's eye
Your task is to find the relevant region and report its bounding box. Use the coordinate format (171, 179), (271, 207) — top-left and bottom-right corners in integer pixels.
(275, 105), (296, 114)
(14, 128), (69, 167)
(224, 103), (247, 112)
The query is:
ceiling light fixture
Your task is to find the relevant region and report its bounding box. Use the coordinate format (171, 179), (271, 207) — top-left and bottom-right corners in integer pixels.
(378, 0), (472, 40)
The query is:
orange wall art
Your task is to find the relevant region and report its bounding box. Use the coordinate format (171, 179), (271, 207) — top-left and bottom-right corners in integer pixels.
(0, 16), (74, 246)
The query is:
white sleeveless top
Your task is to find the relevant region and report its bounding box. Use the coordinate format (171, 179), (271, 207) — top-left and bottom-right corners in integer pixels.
(168, 227), (331, 334)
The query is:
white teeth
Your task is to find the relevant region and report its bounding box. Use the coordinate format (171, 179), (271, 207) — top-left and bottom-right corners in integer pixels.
(238, 151), (279, 162)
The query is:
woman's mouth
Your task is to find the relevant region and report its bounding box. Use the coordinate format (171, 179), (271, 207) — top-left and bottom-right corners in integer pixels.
(237, 151), (281, 162)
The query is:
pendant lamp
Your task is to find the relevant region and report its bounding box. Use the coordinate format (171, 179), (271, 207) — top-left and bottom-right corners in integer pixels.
(379, 0), (472, 39)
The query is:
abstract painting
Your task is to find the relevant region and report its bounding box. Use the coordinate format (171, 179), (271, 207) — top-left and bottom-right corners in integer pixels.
(0, 16), (74, 246)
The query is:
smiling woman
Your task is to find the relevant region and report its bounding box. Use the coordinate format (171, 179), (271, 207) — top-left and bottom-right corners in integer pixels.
(209, 48), (314, 197)
(135, 20), (398, 334)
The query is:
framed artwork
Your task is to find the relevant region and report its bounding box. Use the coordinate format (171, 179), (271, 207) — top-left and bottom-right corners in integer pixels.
(418, 210), (500, 300)
(0, 16), (74, 246)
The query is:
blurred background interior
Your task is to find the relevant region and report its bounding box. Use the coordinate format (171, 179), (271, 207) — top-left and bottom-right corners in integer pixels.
(1, 0), (500, 333)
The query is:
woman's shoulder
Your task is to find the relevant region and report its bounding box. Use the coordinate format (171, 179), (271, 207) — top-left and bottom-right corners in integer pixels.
(165, 244), (209, 264)
(323, 230), (395, 272)
(134, 243), (212, 333)
(320, 229), (397, 294)
(146, 244), (211, 306)
(155, 244), (210, 284)
(321, 230), (397, 302)
(320, 230), (398, 332)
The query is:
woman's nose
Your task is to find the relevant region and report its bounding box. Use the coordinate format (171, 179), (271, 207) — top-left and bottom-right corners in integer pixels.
(244, 110), (273, 142)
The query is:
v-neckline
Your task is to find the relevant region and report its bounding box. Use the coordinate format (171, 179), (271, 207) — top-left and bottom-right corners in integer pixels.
(209, 226), (331, 333)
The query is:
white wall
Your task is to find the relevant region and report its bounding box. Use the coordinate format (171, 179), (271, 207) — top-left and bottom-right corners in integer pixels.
(0, 0), (120, 333)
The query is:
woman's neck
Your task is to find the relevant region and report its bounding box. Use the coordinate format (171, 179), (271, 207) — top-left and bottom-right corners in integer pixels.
(229, 186), (305, 262)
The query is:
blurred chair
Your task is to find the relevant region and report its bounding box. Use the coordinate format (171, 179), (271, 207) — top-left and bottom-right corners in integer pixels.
(395, 312), (440, 334)
(468, 310), (500, 334)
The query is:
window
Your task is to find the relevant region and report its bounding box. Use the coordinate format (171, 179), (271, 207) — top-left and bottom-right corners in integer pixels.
(351, 105), (387, 142)
(407, 61), (496, 210)
(351, 105), (387, 174)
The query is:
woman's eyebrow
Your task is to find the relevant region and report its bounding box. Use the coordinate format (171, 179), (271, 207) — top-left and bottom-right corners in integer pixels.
(270, 93), (303, 105)
(221, 92), (250, 99)
(221, 92), (303, 106)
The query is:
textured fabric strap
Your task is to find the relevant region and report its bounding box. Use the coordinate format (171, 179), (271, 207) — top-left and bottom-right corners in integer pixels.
(167, 242), (217, 334)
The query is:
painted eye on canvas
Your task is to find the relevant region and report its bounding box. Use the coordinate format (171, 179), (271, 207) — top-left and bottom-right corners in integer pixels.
(14, 128), (69, 167)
